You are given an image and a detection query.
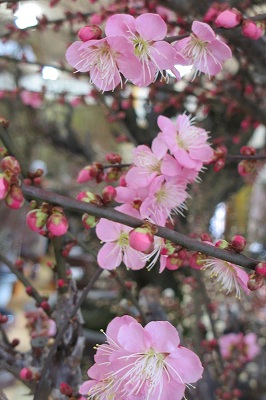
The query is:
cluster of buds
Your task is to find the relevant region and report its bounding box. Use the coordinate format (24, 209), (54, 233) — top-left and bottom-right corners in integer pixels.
(210, 145), (228, 172)
(23, 167), (44, 186)
(215, 8), (264, 40)
(162, 240), (186, 271)
(238, 146), (258, 177)
(215, 235), (247, 253)
(26, 202), (69, 237)
(0, 155), (24, 209)
(25, 308), (56, 338)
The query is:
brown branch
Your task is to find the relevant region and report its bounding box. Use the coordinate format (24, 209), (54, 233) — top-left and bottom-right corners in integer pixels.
(33, 267), (103, 400)
(226, 154), (266, 161)
(21, 184), (259, 271)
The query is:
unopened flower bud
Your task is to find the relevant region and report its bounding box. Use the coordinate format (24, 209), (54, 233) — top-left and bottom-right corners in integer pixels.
(201, 233), (212, 242)
(215, 239), (229, 249)
(215, 9), (242, 28)
(238, 160), (257, 176)
(230, 235), (246, 252)
(0, 117), (9, 129)
(166, 255), (182, 270)
(77, 165), (98, 183)
(129, 226), (155, 254)
(26, 286), (34, 297)
(1, 156), (21, 175)
(19, 368), (33, 381)
(60, 382), (73, 396)
(82, 213), (99, 229)
(78, 25), (102, 41)
(57, 279), (67, 288)
(214, 158), (226, 172)
(105, 152), (122, 164)
(77, 190), (103, 205)
(255, 262), (266, 277)
(5, 185), (24, 209)
(11, 338), (20, 347)
(40, 301), (50, 312)
(247, 273), (264, 291)
(240, 146), (256, 155)
(241, 19), (264, 40)
(26, 209), (48, 232)
(101, 186), (116, 204)
(104, 167), (120, 182)
(46, 211), (68, 236)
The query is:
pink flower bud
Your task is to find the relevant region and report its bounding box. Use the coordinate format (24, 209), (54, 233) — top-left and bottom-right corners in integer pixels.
(241, 19), (264, 40)
(102, 186), (116, 204)
(166, 255), (182, 270)
(77, 190), (103, 205)
(77, 165), (98, 183)
(60, 382), (73, 396)
(82, 213), (99, 229)
(0, 173), (9, 199)
(46, 211), (68, 236)
(230, 235), (246, 252)
(5, 185), (24, 209)
(78, 25), (102, 41)
(255, 262), (266, 277)
(40, 301), (50, 312)
(247, 273), (264, 291)
(1, 156), (21, 175)
(215, 9), (242, 28)
(20, 368), (33, 381)
(129, 227), (154, 254)
(26, 209), (48, 232)
(189, 252), (205, 270)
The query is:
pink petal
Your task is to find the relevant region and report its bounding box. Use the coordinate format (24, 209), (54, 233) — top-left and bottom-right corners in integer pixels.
(157, 115), (176, 133)
(192, 21), (216, 42)
(105, 14), (136, 37)
(150, 41), (178, 69)
(135, 13), (167, 41)
(131, 60), (157, 87)
(174, 148), (197, 168)
(151, 133), (168, 158)
(144, 321), (180, 352)
(66, 41), (90, 72)
(161, 154), (182, 177)
(97, 242), (122, 270)
(117, 322), (151, 351)
(123, 246), (146, 270)
(79, 380), (96, 395)
(152, 379), (185, 400)
(209, 40), (232, 62)
(96, 219), (121, 241)
(166, 346), (204, 384)
(106, 315), (137, 342)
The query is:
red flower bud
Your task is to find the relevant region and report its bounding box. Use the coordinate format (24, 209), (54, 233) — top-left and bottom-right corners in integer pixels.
(215, 239), (229, 249)
(240, 146), (256, 155)
(0, 314), (8, 324)
(11, 338), (20, 347)
(46, 211), (68, 236)
(82, 213), (99, 229)
(1, 156), (21, 175)
(26, 209), (48, 232)
(40, 301), (50, 312)
(105, 152), (122, 164)
(60, 382), (73, 396)
(77, 191), (103, 205)
(230, 235), (246, 252)
(241, 19), (264, 40)
(255, 262), (266, 277)
(26, 286), (34, 296)
(214, 158), (226, 172)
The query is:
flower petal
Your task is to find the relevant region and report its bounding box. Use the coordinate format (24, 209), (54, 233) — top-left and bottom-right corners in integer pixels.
(135, 13), (167, 41)
(145, 321), (180, 352)
(97, 242), (122, 270)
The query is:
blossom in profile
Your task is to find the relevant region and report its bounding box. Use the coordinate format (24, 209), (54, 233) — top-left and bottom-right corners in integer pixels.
(96, 206), (146, 270)
(174, 21), (232, 76)
(105, 13), (185, 86)
(219, 332), (260, 361)
(158, 114), (213, 173)
(80, 315), (203, 399)
(66, 36), (140, 92)
(203, 258), (250, 298)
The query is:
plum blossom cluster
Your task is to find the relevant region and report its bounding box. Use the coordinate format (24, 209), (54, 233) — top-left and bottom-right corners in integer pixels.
(80, 315), (203, 400)
(95, 113), (213, 272)
(219, 332), (260, 362)
(66, 13), (232, 91)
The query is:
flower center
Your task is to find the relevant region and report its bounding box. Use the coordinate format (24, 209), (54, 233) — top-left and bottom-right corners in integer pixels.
(117, 232), (129, 248)
(133, 36), (150, 59)
(181, 34), (208, 62)
(176, 133), (188, 150)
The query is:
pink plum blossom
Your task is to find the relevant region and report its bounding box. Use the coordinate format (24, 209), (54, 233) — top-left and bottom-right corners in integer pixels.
(158, 114), (213, 175)
(66, 36), (140, 92)
(219, 332), (260, 361)
(139, 175), (188, 222)
(174, 21), (232, 76)
(96, 205), (146, 270)
(203, 257), (250, 298)
(105, 13), (185, 86)
(20, 91), (43, 108)
(80, 315), (203, 399)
